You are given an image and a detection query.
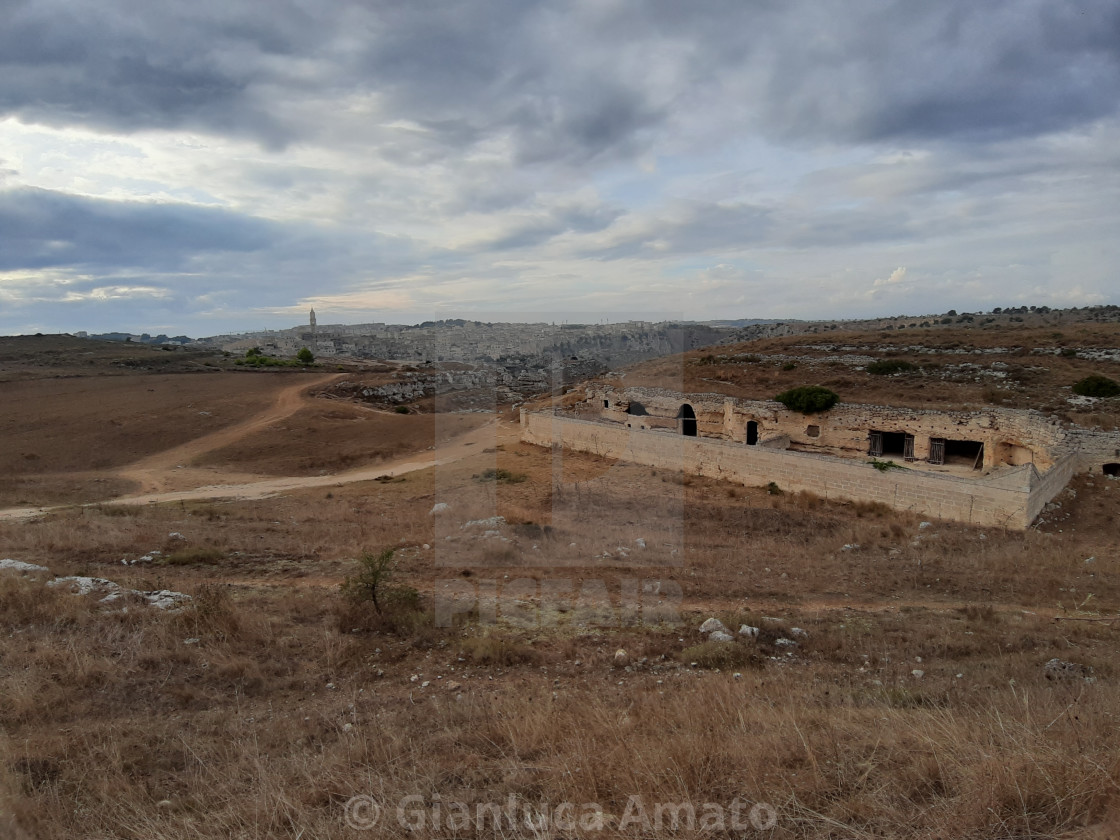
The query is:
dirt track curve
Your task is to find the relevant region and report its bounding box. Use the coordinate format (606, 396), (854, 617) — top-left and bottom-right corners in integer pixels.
(117, 373), (343, 493)
(0, 375), (507, 522)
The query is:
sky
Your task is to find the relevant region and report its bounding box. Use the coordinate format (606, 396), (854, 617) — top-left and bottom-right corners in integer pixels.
(1, 0), (1119, 336)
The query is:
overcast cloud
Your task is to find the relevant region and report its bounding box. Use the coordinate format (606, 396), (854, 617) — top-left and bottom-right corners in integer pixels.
(1, 0), (1118, 334)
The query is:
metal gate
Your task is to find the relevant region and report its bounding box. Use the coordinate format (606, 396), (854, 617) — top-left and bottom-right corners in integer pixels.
(929, 437), (946, 465)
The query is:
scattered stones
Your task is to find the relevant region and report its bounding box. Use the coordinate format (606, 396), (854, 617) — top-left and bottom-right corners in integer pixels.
(167, 532), (186, 541)
(143, 590), (192, 610)
(774, 638), (797, 648)
(634, 538), (647, 549)
(47, 576), (191, 610)
(708, 631), (735, 643)
(1043, 658), (1095, 683)
(911, 669), (925, 679)
(446, 681), (462, 691)
(699, 617), (730, 635)
(461, 516), (506, 531)
(48, 576), (121, 597)
(738, 625), (760, 639)
(183, 638), (200, 645)
(790, 627), (808, 639)
(919, 521), (932, 530)
(613, 649), (630, 667)
(430, 503), (451, 515)
(0, 558), (50, 574)
(123, 550), (161, 566)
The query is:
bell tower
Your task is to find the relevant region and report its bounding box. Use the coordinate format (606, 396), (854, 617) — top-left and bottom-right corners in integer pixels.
(309, 308), (317, 336)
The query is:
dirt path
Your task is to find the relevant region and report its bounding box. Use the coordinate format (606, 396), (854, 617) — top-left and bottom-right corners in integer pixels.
(0, 419), (502, 522)
(117, 373), (343, 493)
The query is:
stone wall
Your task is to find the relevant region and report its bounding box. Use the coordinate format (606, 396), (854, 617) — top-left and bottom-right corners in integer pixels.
(1065, 428), (1120, 474)
(521, 411), (1078, 529)
(593, 386), (1069, 471)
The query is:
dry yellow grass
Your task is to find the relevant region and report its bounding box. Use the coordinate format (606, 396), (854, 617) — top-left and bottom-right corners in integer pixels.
(2, 432), (1119, 838)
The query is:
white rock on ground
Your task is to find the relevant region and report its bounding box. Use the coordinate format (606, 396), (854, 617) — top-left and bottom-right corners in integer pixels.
(708, 631), (735, 643)
(699, 617), (730, 635)
(461, 516), (506, 530)
(0, 559), (50, 574)
(613, 649), (629, 666)
(739, 625), (760, 639)
(1043, 658), (1095, 683)
(48, 576), (120, 596)
(430, 503), (451, 515)
(48, 576), (191, 610)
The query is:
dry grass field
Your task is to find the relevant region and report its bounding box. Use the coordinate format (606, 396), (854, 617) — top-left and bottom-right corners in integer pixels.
(2, 329), (1119, 839)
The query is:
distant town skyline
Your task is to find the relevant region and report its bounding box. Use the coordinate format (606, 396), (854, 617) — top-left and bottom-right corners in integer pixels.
(2, 1), (1119, 336)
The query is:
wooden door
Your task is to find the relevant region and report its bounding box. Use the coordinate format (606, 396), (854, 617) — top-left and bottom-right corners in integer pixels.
(868, 431), (883, 457)
(929, 437), (945, 465)
(903, 434), (915, 461)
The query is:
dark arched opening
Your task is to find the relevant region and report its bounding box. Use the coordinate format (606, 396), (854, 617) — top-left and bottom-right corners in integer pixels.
(746, 420), (759, 446)
(677, 404), (697, 436)
(626, 401), (649, 416)
(1104, 463), (1120, 477)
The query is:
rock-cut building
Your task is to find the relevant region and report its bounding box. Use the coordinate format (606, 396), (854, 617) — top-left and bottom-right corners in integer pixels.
(520, 385), (1120, 529)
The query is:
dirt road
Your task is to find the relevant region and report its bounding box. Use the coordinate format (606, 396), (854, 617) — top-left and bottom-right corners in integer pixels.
(117, 373), (344, 493)
(0, 373), (510, 522)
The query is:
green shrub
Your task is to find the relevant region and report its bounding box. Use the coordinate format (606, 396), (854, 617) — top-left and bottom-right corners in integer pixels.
(1072, 375), (1120, 398)
(774, 385), (839, 414)
(394, 405), (410, 414)
(867, 359), (917, 375)
(341, 548), (418, 614)
(869, 459), (908, 472)
(161, 547), (224, 565)
(296, 347), (315, 364)
(781, 361), (797, 371)
(474, 468), (527, 484)
(460, 635), (540, 666)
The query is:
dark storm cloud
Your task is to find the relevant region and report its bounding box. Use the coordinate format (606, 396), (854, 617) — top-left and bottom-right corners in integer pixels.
(0, 187), (283, 271)
(2, 0), (1118, 156)
(0, 0), (325, 144)
(750, 0), (1120, 143)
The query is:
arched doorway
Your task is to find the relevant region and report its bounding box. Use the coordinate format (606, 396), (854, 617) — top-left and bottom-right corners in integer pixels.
(746, 420), (759, 446)
(677, 404), (697, 436)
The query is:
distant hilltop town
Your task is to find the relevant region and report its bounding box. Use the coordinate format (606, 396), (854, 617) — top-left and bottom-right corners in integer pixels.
(199, 315), (741, 367)
(71, 304), (1120, 367)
